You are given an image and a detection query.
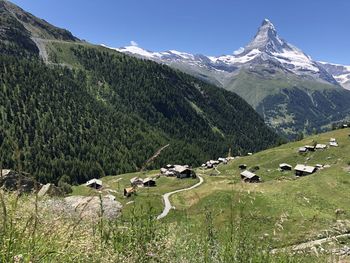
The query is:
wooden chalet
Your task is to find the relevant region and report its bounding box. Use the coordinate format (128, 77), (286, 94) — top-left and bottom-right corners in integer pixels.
(304, 145), (316, 152)
(143, 178), (156, 187)
(329, 141), (339, 147)
(240, 170), (261, 183)
(85, 179), (103, 189)
(239, 164), (247, 170)
(124, 187), (135, 197)
(279, 163), (292, 171)
(130, 177), (144, 187)
(298, 147), (307, 153)
(174, 165), (196, 179)
(315, 144), (327, 150)
(294, 164), (316, 176)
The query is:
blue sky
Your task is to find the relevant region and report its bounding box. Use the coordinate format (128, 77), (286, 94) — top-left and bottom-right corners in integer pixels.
(10, 0), (350, 64)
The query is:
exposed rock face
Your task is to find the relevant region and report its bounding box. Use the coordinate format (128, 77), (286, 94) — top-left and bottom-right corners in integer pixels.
(43, 195), (122, 220)
(0, 169), (41, 193)
(38, 183), (64, 197)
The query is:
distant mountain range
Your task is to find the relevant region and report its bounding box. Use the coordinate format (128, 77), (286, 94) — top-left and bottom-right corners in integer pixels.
(0, 0), (279, 183)
(318, 62), (350, 90)
(111, 19), (350, 137)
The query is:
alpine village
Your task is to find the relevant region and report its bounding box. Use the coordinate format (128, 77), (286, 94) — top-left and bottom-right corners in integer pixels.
(1, 0), (350, 262)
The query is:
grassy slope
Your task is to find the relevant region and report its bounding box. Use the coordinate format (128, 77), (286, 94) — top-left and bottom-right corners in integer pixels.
(223, 69), (350, 138)
(72, 171), (199, 218)
(169, 128), (350, 247)
(70, 128), (350, 249)
(224, 69), (337, 109)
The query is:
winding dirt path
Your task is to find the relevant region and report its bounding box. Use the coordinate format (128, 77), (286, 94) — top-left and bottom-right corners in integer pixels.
(157, 175), (204, 220)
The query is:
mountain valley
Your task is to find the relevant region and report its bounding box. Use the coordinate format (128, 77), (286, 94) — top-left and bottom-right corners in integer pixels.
(113, 19), (350, 138)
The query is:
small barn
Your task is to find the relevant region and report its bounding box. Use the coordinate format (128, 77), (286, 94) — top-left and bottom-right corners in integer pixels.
(304, 145), (315, 152)
(130, 177), (144, 187)
(298, 147), (307, 153)
(218, 157), (228, 164)
(165, 170), (177, 176)
(203, 160), (219, 169)
(330, 138), (337, 143)
(206, 162), (214, 169)
(329, 141), (339, 147)
(315, 144), (327, 150)
(124, 187), (135, 197)
(294, 165), (316, 176)
(240, 170), (261, 183)
(315, 164), (324, 170)
(143, 178), (156, 187)
(239, 164), (247, 170)
(174, 165), (196, 179)
(85, 179), (103, 189)
(279, 163), (292, 171)
(209, 160), (220, 166)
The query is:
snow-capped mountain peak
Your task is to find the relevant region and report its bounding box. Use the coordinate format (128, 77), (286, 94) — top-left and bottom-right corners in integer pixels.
(244, 18), (283, 53)
(214, 19), (323, 74)
(106, 19), (340, 87)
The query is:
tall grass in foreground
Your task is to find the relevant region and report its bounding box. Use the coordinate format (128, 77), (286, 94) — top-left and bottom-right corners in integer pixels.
(0, 191), (333, 262)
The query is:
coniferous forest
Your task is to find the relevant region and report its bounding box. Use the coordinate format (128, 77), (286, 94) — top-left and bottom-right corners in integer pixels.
(0, 47), (280, 185)
(0, 0), (280, 185)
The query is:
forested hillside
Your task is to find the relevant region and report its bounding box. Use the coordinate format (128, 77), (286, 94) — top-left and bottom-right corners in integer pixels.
(0, 0), (280, 185)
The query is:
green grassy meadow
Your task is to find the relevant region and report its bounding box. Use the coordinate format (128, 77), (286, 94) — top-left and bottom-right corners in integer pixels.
(2, 128), (349, 262)
(72, 170), (199, 218)
(167, 128), (350, 247)
(71, 128), (350, 251)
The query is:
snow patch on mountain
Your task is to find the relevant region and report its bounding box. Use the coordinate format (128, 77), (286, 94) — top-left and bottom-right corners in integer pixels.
(233, 47), (244, 55)
(106, 19), (346, 88)
(271, 48), (319, 72)
(210, 49), (261, 64)
(318, 61), (350, 90)
(102, 44), (161, 59)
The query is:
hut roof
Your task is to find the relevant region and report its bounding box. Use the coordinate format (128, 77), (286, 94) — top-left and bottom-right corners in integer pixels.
(279, 163), (292, 168)
(315, 144), (327, 149)
(143, 178), (155, 184)
(124, 187), (135, 194)
(298, 147), (307, 152)
(207, 160), (220, 165)
(294, 165), (316, 173)
(240, 170), (257, 179)
(174, 165), (191, 173)
(86, 178), (102, 187)
(304, 145), (315, 149)
(130, 177), (143, 183)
